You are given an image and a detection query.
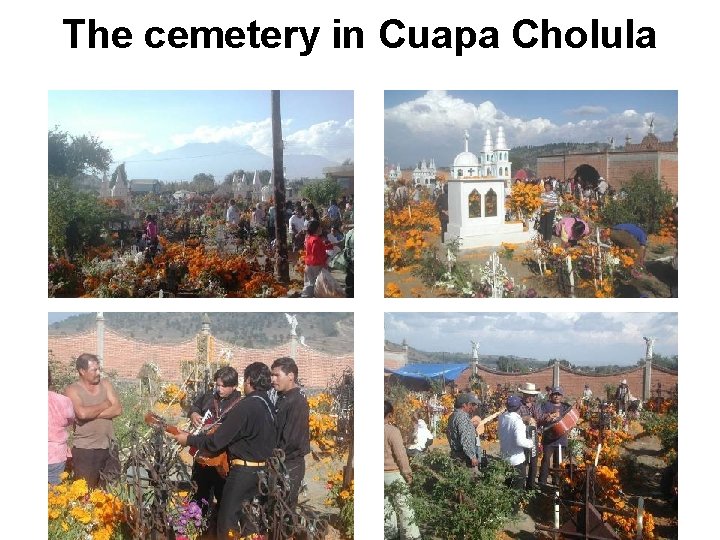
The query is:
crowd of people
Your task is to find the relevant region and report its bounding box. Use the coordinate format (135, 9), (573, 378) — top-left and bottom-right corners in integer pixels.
(49, 354), (312, 539)
(227, 196), (355, 298)
(383, 377), (646, 538)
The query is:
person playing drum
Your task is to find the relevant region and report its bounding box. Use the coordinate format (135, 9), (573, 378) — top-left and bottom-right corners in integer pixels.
(538, 386), (569, 485)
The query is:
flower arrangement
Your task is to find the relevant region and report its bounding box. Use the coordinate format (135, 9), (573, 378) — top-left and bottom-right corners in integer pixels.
(170, 499), (208, 540)
(509, 182), (542, 220)
(384, 200), (441, 270)
(158, 383), (187, 406)
(384, 282), (402, 298)
(308, 392), (338, 453)
(325, 469), (354, 538)
(48, 475), (125, 540)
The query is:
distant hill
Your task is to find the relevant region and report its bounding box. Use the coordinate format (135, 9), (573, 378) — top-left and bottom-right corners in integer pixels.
(117, 141), (338, 182)
(50, 313), (353, 354)
(385, 340), (545, 371)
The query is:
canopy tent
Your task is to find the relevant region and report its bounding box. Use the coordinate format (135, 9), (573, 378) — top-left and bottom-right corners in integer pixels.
(385, 363), (468, 382)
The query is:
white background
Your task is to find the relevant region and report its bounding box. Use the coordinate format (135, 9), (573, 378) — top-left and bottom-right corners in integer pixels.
(3, 1), (709, 536)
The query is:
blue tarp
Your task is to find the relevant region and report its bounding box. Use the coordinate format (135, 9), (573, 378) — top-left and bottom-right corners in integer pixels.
(385, 363), (468, 381)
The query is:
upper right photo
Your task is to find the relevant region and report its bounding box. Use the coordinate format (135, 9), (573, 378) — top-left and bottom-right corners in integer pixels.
(384, 90), (678, 299)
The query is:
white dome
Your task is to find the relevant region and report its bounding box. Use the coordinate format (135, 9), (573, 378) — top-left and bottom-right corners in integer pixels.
(453, 151), (480, 168)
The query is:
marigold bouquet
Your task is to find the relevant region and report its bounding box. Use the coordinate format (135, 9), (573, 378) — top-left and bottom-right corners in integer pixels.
(48, 475), (125, 540)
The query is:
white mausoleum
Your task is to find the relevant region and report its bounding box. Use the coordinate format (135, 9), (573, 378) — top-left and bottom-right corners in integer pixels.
(446, 129), (530, 248)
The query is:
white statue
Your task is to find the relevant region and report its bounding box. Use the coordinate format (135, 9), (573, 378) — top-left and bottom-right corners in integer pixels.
(470, 340), (480, 360)
(285, 313), (298, 336)
(643, 337), (655, 359)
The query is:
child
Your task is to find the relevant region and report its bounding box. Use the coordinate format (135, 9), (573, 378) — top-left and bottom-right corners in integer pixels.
(302, 220), (332, 297)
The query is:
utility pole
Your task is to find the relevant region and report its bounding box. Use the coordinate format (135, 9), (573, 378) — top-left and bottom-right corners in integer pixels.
(272, 90), (290, 284)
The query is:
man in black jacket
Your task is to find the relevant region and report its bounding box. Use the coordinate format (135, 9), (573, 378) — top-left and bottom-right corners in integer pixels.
(173, 362), (276, 538)
(186, 366), (242, 517)
(271, 356), (311, 508)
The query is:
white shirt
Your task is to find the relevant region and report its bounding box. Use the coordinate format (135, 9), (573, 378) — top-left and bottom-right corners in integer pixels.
(408, 419), (433, 451)
(226, 205), (240, 226)
(288, 214), (305, 234)
(498, 411), (533, 466)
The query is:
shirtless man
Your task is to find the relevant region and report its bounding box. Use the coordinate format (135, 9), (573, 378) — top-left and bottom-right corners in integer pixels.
(65, 353), (122, 488)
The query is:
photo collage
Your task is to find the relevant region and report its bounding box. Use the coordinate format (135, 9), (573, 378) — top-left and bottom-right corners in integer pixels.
(47, 89), (678, 540)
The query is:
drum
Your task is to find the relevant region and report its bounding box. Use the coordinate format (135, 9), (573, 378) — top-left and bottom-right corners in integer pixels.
(542, 403), (579, 439)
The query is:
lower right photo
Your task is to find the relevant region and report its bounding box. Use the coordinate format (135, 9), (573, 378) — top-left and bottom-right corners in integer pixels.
(384, 312), (677, 540)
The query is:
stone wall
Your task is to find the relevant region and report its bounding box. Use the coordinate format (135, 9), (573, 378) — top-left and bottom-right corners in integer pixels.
(49, 328), (353, 389)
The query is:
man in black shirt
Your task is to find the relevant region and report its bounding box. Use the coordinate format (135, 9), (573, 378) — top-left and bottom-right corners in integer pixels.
(435, 183), (449, 243)
(187, 366), (242, 517)
(271, 357), (311, 508)
(173, 362), (276, 539)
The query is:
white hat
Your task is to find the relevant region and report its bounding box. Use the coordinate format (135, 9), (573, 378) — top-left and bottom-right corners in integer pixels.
(621, 379), (627, 385)
(518, 382), (540, 395)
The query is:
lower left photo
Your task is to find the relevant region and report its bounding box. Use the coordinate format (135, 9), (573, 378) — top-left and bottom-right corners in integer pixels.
(48, 311), (354, 540)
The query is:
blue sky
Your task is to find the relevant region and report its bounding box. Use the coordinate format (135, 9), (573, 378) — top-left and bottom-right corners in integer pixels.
(385, 90), (678, 168)
(48, 90), (354, 162)
(385, 312), (678, 366)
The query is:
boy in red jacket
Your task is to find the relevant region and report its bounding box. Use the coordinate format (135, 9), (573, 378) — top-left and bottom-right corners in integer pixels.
(302, 220), (332, 297)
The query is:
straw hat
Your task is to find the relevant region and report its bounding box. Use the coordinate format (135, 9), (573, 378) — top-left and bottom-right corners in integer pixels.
(518, 382), (540, 395)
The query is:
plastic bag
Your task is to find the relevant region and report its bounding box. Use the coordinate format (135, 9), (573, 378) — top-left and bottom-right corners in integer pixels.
(314, 268), (345, 298)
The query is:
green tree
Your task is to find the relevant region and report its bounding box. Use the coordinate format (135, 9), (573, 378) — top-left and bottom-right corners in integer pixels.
(191, 173), (216, 193)
(48, 177), (120, 254)
(637, 353), (678, 370)
(300, 178), (343, 208)
(48, 127), (112, 178)
(600, 171), (674, 233)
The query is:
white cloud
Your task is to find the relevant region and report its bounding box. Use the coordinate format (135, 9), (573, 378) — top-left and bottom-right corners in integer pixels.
(168, 117), (354, 161)
(384, 312), (677, 366)
(385, 92), (675, 167)
(171, 119), (274, 152)
(285, 119), (354, 161)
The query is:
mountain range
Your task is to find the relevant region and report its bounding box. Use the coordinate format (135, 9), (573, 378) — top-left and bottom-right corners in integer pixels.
(116, 141), (339, 182)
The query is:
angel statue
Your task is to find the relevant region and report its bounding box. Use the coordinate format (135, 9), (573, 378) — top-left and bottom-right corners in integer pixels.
(470, 340), (480, 360)
(643, 337), (655, 360)
(284, 313), (298, 336)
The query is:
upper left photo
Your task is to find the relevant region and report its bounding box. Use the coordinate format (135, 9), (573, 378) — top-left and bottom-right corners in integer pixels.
(48, 90), (355, 298)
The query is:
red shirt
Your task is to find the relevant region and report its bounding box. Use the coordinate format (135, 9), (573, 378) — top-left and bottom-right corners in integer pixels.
(304, 234), (331, 266)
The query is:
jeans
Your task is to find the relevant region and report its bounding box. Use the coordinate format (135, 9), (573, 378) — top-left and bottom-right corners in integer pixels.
(48, 461), (66, 485)
(384, 471), (421, 540)
(539, 445), (566, 485)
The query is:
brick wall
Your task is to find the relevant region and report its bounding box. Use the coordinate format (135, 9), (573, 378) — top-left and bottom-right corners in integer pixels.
(537, 151), (678, 195)
(49, 328), (353, 389)
(451, 363), (677, 400)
